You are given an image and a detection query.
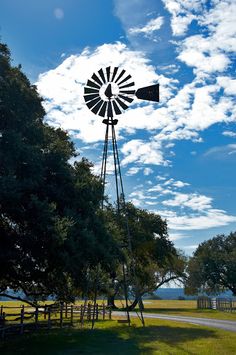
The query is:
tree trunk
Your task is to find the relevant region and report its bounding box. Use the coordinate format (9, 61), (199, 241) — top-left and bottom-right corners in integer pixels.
(107, 294), (118, 309)
(127, 297), (144, 311)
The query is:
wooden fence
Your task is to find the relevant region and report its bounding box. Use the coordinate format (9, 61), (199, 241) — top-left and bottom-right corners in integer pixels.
(0, 303), (112, 340)
(197, 297), (236, 312)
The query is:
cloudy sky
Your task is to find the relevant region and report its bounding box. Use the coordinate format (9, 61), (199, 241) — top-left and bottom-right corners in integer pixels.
(1, 0), (236, 254)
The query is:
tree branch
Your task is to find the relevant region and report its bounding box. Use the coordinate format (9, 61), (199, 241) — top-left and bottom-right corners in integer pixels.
(0, 293), (36, 307)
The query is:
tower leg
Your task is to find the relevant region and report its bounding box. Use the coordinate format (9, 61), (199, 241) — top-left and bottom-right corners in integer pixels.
(99, 116), (145, 327)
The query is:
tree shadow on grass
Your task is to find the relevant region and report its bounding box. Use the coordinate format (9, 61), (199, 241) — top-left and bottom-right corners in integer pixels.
(1, 322), (218, 355)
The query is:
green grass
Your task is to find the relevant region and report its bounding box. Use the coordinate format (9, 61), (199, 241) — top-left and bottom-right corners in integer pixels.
(141, 300), (236, 321)
(1, 317), (236, 354)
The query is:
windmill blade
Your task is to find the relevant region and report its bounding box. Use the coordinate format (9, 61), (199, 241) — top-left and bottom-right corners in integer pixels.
(91, 100), (104, 115)
(107, 100), (113, 117)
(117, 74), (131, 86)
(112, 100), (122, 115)
(115, 97), (129, 110)
(86, 97), (101, 109)
(106, 66), (111, 82)
(136, 84), (159, 102)
(115, 69), (126, 83)
(118, 94), (133, 103)
(119, 82), (135, 89)
(84, 93), (100, 102)
(111, 67), (119, 82)
(92, 73), (103, 86)
(98, 101), (108, 117)
(86, 79), (101, 90)
(98, 68), (106, 83)
(84, 87), (99, 94)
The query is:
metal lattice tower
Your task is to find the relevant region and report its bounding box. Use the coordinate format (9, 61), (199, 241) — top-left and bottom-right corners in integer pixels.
(84, 66), (159, 327)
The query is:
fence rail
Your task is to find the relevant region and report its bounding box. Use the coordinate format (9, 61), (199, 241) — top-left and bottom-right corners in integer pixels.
(0, 303), (112, 340)
(197, 297), (236, 312)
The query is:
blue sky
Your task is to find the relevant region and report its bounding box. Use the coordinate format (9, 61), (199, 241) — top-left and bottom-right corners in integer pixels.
(1, 0), (236, 254)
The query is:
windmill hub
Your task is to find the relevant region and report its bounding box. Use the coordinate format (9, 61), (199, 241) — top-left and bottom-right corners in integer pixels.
(100, 82), (119, 101)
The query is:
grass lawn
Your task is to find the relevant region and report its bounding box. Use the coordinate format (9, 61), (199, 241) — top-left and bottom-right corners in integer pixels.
(1, 317), (236, 354)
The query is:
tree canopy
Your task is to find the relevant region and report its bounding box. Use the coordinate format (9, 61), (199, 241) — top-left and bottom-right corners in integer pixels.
(0, 43), (118, 303)
(185, 232), (236, 296)
(104, 202), (186, 309)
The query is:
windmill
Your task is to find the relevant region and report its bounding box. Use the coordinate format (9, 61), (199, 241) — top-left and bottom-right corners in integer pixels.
(84, 66), (159, 327)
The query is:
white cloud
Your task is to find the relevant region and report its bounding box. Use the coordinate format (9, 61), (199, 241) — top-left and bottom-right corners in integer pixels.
(156, 175), (167, 181)
(153, 80), (235, 143)
(167, 209), (236, 230)
(178, 43), (230, 74)
(217, 77), (236, 96)
(143, 167), (154, 176)
(129, 16), (164, 37)
(169, 232), (190, 241)
(148, 176), (190, 194)
(172, 180), (189, 188)
(114, 0), (157, 39)
(222, 131), (236, 138)
(162, 192), (213, 212)
(176, 1), (236, 77)
(204, 144), (236, 158)
(154, 206), (236, 231)
(121, 139), (167, 166)
(130, 189), (157, 202)
(146, 201), (158, 206)
(132, 174), (236, 231)
(126, 167), (141, 176)
(170, 13), (195, 36)
(199, 0), (236, 53)
(163, 0), (205, 36)
(148, 184), (163, 193)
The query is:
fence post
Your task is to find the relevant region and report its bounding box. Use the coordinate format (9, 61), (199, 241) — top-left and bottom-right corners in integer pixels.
(20, 305), (24, 334)
(60, 303), (63, 328)
(80, 304), (83, 322)
(96, 304), (99, 321)
(65, 303), (68, 319)
(44, 305), (47, 320)
(103, 304), (105, 320)
(70, 305), (73, 326)
(0, 305), (3, 317)
(48, 307), (51, 329)
(1, 312), (6, 340)
(87, 303), (91, 321)
(109, 306), (112, 320)
(35, 306), (39, 330)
